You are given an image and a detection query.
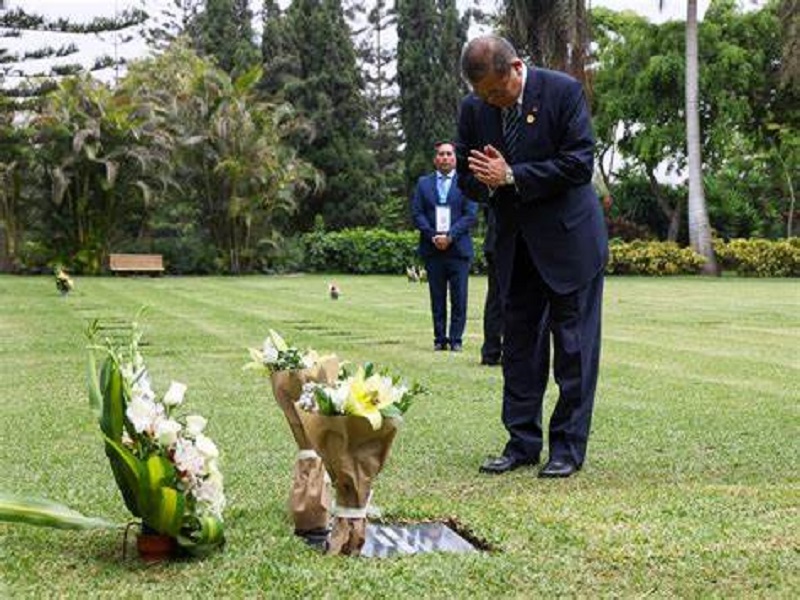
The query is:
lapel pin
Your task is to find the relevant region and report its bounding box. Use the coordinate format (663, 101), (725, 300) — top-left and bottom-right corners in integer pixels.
(526, 114), (536, 124)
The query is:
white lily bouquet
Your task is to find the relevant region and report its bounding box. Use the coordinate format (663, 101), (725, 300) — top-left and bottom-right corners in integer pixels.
(88, 321), (225, 557)
(245, 330), (339, 537)
(295, 363), (418, 555)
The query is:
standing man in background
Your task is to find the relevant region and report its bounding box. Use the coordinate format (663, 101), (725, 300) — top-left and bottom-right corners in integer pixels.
(457, 35), (608, 478)
(412, 141), (478, 352)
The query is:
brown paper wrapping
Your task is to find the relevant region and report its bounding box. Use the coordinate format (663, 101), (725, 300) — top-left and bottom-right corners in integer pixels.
(298, 412), (399, 555)
(269, 357), (339, 532)
(289, 454), (332, 532)
(269, 358), (339, 450)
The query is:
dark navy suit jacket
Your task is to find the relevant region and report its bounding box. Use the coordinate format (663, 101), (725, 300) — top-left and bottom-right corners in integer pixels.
(456, 67), (608, 294)
(411, 172), (478, 260)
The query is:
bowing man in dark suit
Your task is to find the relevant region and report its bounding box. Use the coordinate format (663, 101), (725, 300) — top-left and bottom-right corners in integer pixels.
(456, 36), (608, 478)
(412, 141), (478, 352)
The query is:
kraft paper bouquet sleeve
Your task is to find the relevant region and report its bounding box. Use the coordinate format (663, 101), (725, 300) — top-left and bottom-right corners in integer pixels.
(295, 363), (418, 555)
(245, 330), (339, 533)
(298, 411), (399, 555)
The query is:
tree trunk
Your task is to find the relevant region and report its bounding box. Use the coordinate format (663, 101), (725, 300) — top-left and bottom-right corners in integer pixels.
(685, 0), (718, 274)
(646, 167), (680, 242)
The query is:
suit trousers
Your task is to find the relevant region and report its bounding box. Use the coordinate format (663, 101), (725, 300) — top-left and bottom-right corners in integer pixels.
(501, 234), (603, 467)
(425, 255), (470, 347)
(481, 253), (503, 362)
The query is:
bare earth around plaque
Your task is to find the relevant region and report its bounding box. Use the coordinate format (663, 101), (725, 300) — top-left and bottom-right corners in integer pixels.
(361, 522), (478, 557)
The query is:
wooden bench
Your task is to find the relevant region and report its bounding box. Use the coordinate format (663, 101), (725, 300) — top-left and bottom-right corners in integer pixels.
(108, 253), (164, 275)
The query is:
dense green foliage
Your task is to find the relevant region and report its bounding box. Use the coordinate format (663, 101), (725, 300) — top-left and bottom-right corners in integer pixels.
(715, 237), (800, 277)
(1, 1), (797, 275)
(195, 0), (260, 76)
(592, 1), (798, 241)
(5, 43), (313, 275)
(396, 0), (467, 191)
(302, 228), (419, 274)
(1, 275), (797, 596)
(265, 0), (381, 230)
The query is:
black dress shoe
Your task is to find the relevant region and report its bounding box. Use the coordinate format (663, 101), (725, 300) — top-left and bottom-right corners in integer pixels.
(479, 454), (538, 474)
(480, 357), (501, 366)
(538, 459), (579, 478)
(433, 343), (448, 351)
(450, 343), (463, 352)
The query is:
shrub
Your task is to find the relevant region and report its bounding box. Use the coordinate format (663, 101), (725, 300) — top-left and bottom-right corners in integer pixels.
(302, 228), (419, 274)
(715, 238), (800, 277)
(607, 240), (706, 275)
(301, 228), (489, 275)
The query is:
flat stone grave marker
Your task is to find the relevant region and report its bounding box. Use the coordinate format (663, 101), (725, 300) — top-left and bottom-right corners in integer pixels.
(361, 521), (480, 558)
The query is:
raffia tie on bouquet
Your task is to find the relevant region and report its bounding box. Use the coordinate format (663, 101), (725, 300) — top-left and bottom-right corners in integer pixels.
(298, 411), (399, 555)
(270, 358), (339, 532)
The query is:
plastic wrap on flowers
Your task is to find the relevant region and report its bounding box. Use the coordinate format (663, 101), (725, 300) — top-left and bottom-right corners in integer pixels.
(269, 358), (338, 532)
(298, 412), (399, 555)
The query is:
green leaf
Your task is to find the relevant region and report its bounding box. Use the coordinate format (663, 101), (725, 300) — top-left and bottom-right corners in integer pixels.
(141, 487), (184, 538)
(0, 493), (115, 530)
(177, 515), (225, 556)
(86, 351), (102, 418)
(102, 436), (142, 518)
(139, 455), (183, 537)
(99, 357), (124, 441)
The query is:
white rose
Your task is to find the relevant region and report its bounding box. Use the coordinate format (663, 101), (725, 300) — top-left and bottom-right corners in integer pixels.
(126, 395), (163, 434)
(195, 433), (219, 460)
(155, 418), (182, 446)
(185, 415), (207, 436)
(163, 381), (187, 406)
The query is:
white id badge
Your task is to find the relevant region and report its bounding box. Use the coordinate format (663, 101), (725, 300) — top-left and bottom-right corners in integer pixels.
(435, 206), (451, 233)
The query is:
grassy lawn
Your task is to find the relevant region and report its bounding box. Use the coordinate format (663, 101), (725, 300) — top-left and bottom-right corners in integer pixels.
(0, 274), (797, 597)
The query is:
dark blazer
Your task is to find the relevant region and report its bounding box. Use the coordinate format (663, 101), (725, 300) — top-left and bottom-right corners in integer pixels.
(412, 172), (478, 259)
(456, 67), (608, 294)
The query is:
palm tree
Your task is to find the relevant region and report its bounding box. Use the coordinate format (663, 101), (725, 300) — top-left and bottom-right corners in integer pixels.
(664, 0), (717, 273)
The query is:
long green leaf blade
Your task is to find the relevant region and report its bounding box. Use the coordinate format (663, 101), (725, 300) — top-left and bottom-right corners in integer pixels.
(86, 351), (102, 418)
(0, 493), (115, 530)
(99, 358), (124, 440)
(103, 436), (142, 517)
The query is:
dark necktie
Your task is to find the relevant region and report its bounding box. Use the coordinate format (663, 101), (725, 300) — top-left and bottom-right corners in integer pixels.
(502, 103), (522, 163)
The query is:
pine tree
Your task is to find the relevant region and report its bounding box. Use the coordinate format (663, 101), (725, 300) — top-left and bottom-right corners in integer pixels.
(260, 0), (299, 96)
(281, 0), (380, 230)
(143, 0), (204, 50)
(196, 0), (259, 76)
(357, 1), (403, 203)
(396, 0), (466, 191)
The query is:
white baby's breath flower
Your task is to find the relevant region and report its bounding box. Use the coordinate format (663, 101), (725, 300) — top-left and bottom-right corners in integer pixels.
(173, 438), (205, 476)
(155, 418), (182, 446)
(297, 382), (318, 411)
(195, 471), (226, 519)
(185, 414), (207, 436)
(163, 381), (187, 406)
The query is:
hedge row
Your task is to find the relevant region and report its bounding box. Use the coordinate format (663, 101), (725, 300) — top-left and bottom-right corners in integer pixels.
(715, 238), (800, 277)
(301, 229), (799, 277)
